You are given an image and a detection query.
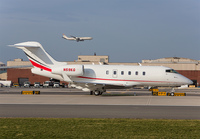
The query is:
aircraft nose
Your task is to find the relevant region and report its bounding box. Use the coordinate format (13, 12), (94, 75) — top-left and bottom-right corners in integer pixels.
(184, 78), (193, 85)
(188, 79), (193, 85)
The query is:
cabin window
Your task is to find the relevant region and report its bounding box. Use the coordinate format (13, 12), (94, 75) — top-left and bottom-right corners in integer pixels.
(113, 71), (117, 75)
(135, 71), (138, 75)
(121, 71), (124, 75)
(106, 70), (109, 75)
(128, 71), (131, 75)
(143, 72), (145, 75)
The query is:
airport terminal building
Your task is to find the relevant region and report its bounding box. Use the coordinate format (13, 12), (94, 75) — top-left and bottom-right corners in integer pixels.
(1, 56), (199, 86)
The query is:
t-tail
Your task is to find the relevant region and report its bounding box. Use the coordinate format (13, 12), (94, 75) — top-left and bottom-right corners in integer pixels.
(9, 41), (65, 72)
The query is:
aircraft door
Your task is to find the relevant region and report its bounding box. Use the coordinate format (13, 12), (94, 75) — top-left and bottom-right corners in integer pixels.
(113, 69), (118, 78)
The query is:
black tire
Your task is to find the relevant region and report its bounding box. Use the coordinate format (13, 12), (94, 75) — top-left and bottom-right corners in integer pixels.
(90, 91), (94, 95)
(94, 91), (100, 96)
(99, 91), (104, 95)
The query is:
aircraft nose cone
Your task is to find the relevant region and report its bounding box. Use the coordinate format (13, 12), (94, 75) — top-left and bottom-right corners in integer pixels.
(184, 78), (193, 85)
(188, 79), (193, 85)
(180, 76), (193, 86)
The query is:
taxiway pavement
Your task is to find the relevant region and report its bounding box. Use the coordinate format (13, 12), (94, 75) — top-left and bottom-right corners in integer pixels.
(0, 88), (200, 119)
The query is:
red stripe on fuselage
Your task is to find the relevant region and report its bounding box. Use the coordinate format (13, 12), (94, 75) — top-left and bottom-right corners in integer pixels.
(77, 76), (177, 83)
(29, 59), (52, 72)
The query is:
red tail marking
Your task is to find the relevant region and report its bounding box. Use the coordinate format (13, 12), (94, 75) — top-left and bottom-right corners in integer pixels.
(30, 60), (52, 72)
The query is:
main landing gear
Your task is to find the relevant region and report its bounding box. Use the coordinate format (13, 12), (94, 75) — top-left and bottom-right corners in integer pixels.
(90, 89), (106, 96)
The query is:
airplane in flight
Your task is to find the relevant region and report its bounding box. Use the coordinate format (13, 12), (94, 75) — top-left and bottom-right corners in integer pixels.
(10, 41), (193, 96)
(62, 34), (92, 42)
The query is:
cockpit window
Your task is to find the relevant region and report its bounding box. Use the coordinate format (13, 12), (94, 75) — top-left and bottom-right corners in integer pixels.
(166, 69), (178, 74)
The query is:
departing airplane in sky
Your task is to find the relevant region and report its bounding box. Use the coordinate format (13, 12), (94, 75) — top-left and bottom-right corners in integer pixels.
(62, 34), (92, 42)
(10, 41), (193, 96)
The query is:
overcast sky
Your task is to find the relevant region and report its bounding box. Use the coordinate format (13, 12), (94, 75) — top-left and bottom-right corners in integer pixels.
(0, 0), (199, 64)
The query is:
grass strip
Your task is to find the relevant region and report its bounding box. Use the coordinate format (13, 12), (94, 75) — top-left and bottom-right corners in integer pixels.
(0, 118), (200, 139)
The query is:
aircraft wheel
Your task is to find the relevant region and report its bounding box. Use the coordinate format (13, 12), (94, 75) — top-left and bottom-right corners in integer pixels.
(90, 91), (94, 95)
(100, 91), (105, 95)
(94, 90), (100, 96)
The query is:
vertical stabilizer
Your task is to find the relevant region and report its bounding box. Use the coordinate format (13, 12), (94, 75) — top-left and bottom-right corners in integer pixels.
(9, 41), (65, 72)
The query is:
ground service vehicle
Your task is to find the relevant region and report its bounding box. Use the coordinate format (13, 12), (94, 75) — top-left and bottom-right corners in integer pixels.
(43, 81), (53, 88)
(0, 80), (11, 87)
(24, 81), (30, 87)
(13, 83), (19, 87)
(34, 82), (40, 88)
(53, 82), (60, 88)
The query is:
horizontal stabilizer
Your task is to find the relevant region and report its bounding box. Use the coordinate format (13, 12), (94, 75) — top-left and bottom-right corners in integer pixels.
(9, 41), (41, 48)
(0, 65), (33, 69)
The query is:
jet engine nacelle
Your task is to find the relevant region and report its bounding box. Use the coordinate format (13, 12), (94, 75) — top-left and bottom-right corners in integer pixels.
(52, 65), (84, 76)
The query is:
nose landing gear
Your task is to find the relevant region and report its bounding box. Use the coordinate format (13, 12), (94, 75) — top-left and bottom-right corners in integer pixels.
(170, 88), (175, 96)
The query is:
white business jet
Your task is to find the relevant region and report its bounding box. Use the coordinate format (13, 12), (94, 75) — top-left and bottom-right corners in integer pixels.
(10, 41), (192, 96)
(62, 34), (92, 42)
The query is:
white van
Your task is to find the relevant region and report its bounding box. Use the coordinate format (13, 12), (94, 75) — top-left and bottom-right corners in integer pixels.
(53, 82), (60, 88)
(24, 81), (30, 88)
(34, 82), (40, 88)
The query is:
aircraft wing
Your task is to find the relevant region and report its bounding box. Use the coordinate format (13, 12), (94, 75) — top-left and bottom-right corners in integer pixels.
(70, 35), (76, 38)
(70, 35), (92, 40)
(0, 65), (33, 69)
(69, 81), (139, 92)
(79, 37), (93, 40)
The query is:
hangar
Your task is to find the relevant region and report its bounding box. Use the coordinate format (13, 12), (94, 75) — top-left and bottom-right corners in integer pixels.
(0, 61), (6, 80)
(1, 56), (199, 87)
